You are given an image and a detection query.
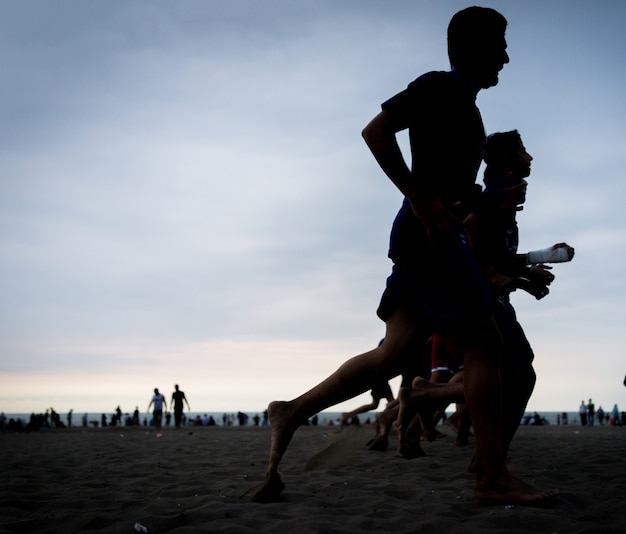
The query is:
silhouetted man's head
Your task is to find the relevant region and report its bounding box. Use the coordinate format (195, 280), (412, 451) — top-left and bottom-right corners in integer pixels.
(485, 130), (533, 180)
(484, 130), (533, 207)
(448, 6), (509, 89)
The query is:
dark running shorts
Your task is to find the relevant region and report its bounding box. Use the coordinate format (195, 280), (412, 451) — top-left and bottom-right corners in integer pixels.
(377, 231), (492, 327)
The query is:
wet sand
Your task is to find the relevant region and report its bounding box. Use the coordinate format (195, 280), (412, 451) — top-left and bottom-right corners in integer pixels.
(0, 423), (624, 533)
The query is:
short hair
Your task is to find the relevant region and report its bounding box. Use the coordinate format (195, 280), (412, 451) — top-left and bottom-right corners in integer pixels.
(483, 130), (522, 183)
(447, 6), (508, 66)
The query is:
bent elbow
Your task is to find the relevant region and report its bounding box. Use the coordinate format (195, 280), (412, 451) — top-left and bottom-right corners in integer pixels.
(361, 123), (373, 144)
(362, 110), (395, 147)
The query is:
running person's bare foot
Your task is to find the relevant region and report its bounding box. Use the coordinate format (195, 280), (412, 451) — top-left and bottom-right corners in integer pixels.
(367, 434), (389, 451)
(396, 387), (426, 458)
(398, 433), (426, 458)
(475, 471), (559, 506)
(240, 400), (300, 503)
(396, 388), (419, 442)
(378, 404), (400, 433)
(446, 407), (472, 446)
(366, 403), (399, 451)
(445, 411), (463, 433)
(398, 380), (445, 439)
(240, 470), (285, 503)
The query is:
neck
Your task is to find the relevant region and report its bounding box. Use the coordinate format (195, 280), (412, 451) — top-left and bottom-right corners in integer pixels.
(451, 67), (482, 97)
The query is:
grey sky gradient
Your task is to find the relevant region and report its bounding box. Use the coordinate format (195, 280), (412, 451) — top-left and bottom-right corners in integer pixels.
(1, 1), (625, 416)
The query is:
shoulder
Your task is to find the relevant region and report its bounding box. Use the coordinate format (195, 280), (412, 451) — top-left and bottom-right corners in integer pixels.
(406, 70), (459, 94)
(382, 71), (453, 118)
(383, 71), (463, 115)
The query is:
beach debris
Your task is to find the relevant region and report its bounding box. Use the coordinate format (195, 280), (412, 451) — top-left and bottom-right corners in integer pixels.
(134, 522), (148, 532)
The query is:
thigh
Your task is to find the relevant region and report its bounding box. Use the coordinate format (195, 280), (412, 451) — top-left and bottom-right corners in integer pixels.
(379, 307), (431, 378)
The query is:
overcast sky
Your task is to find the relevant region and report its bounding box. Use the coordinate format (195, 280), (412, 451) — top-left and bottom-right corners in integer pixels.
(1, 1), (625, 417)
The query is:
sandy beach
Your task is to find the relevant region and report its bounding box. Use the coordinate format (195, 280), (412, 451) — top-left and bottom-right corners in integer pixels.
(1, 423), (625, 533)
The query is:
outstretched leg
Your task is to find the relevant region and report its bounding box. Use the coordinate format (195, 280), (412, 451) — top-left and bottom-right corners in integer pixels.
(243, 307), (427, 502)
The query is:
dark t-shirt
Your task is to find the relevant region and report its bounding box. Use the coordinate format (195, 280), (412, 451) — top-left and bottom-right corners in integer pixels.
(172, 390), (186, 411)
(382, 71), (485, 264)
(376, 71), (491, 323)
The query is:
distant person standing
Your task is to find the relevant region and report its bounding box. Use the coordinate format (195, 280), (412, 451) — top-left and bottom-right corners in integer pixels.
(171, 384), (191, 429)
(597, 406), (605, 425)
(610, 404), (621, 426)
(237, 411), (249, 426)
(579, 400), (588, 426)
(148, 388), (167, 430)
(587, 399), (595, 426)
(67, 409), (73, 428)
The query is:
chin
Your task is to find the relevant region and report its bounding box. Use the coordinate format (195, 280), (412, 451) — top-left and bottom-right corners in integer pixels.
(480, 75), (500, 89)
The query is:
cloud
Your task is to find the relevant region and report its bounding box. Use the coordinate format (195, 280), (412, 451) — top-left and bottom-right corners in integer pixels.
(1, 1), (625, 413)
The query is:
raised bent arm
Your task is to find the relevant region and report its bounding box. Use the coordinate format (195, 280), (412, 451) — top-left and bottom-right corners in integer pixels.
(362, 110), (415, 201)
(363, 110), (458, 239)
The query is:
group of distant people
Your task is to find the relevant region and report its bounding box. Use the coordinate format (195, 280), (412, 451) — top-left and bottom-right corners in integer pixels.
(243, 6), (579, 506)
(1, 383), (275, 431)
(147, 384), (191, 430)
(0, 384), (192, 432)
(579, 399), (623, 426)
(0, 408), (70, 431)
